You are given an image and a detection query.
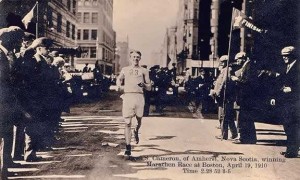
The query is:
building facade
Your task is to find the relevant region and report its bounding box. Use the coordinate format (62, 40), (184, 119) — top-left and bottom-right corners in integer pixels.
(0, 0), (79, 66)
(76, 0), (116, 74)
(172, 0), (299, 77)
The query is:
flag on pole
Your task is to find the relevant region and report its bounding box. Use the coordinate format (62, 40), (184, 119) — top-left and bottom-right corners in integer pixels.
(232, 8), (267, 34)
(22, 3), (37, 29)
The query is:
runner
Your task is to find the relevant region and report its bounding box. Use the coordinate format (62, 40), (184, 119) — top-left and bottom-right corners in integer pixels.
(116, 50), (151, 158)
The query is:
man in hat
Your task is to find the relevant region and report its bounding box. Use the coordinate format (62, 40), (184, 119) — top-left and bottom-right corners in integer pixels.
(23, 37), (54, 162)
(190, 68), (208, 118)
(230, 52), (257, 144)
(210, 55), (238, 140)
(12, 31), (36, 161)
(116, 50), (151, 158)
(0, 26), (25, 179)
(276, 46), (300, 158)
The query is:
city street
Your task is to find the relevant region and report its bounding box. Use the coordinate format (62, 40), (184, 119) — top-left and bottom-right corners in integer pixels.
(0, 0), (299, 180)
(7, 91), (300, 180)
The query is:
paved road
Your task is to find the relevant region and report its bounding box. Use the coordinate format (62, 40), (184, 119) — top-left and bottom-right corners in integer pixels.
(8, 115), (299, 180)
(111, 116), (299, 180)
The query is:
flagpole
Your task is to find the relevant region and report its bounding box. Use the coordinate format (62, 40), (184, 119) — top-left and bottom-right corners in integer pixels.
(36, 1), (39, 38)
(221, 7), (236, 140)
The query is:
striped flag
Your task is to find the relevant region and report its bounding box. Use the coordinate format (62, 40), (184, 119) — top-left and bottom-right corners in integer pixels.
(22, 3), (37, 29)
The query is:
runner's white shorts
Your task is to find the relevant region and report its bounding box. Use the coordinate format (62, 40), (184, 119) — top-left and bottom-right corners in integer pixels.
(122, 93), (145, 118)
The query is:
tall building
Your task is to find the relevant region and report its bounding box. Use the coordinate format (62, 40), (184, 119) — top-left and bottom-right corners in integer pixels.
(0, 0), (79, 66)
(161, 27), (178, 69)
(116, 41), (129, 72)
(76, 0), (116, 74)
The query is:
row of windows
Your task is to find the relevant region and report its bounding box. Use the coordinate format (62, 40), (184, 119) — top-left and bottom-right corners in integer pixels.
(77, 12), (98, 24)
(78, 0), (113, 19)
(103, 31), (114, 48)
(47, 7), (76, 40)
(80, 46), (113, 62)
(66, 21), (76, 39)
(78, 0), (99, 6)
(102, 48), (113, 62)
(81, 47), (97, 58)
(66, 0), (77, 15)
(77, 29), (98, 40)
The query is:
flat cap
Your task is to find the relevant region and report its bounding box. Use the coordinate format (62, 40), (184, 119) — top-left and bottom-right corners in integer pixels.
(30, 37), (53, 49)
(281, 46), (295, 56)
(234, 52), (246, 60)
(219, 55), (229, 62)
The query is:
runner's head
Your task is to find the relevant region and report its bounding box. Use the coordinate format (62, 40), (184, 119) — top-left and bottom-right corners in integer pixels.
(130, 50), (142, 66)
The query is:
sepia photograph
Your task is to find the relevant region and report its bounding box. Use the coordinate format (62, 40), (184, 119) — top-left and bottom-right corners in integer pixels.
(0, 0), (299, 179)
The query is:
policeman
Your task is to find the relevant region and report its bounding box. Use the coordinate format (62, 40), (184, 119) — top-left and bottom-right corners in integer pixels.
(153, 67), (169, 114)
(192, 69), (208, 118)
(12, 32), (36, 161)
(23, 37), (53, 161)
(231, 52), (257, 144)
(276, 46), (300, 158)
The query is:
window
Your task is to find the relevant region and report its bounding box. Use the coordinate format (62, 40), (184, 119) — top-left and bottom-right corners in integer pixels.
(92, 13), (98, 23)
(67, 0), (71, 11)
(194, 9), (198, 19)
(77, 29), (81, 40)
(90, 47), (96, 58)
(81, 47), (89, 58)
(84, 0), (90, 6)
(77, 12), (81, 22)
(83, 12), (90, 23)
(92, 0), (98, 5)
(91, 30), (97, 40)
(66, 21), (70, 37)
(72, 24), (75, 40)
(102, 48), (105, 59)
(83, 29), (89, 40)
(57, 13), (62, 33)
(47, 7), (53, 27)
(72, 0), (77, 15)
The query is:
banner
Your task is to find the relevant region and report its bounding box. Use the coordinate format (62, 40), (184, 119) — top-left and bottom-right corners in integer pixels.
(232, 8), (267, 34)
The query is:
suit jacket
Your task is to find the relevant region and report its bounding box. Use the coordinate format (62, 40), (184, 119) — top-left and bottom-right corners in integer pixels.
(277, 60), (300, 107)
(233, 60), (259, 109)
